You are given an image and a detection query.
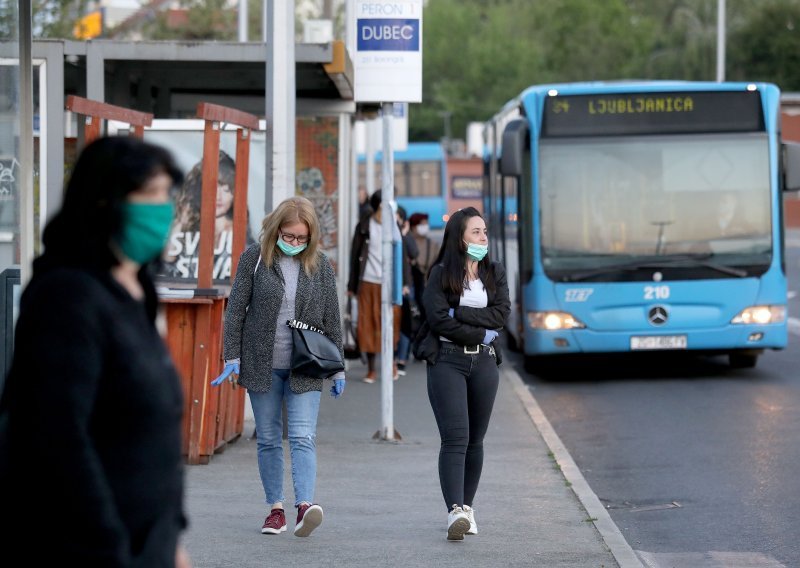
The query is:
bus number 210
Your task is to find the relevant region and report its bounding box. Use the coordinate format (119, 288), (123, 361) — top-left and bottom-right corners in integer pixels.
(644, 285), (670, 300)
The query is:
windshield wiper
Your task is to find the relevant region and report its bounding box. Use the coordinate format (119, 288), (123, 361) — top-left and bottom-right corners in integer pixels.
(563, 254), (748, 282)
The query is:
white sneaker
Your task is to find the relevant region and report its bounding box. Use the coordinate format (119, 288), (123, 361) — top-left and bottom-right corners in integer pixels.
(463, 505), (478, 535)
(447, 505), (470, 541)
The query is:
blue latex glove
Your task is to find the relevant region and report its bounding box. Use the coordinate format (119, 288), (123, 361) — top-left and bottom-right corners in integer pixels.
(483, 330), (499, 344)
(448, 308), (455, 317)
(330, 379), (346, 398)
(211, 361), (240, 386)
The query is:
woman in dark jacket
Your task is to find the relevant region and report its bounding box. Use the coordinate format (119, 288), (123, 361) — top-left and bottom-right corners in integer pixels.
(0, 136), (191, 566)
(214, 196), (345, 538)
(415, 207), (510, 541)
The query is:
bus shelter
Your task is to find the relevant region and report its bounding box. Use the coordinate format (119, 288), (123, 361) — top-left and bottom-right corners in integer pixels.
(0, 37), (359, 463)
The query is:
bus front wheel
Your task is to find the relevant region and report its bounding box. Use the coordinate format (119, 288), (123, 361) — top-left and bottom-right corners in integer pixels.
(729, 351), (759, 369)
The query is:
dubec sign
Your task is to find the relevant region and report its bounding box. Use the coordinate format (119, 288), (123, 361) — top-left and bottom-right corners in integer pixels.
(353, 0), (423, 103)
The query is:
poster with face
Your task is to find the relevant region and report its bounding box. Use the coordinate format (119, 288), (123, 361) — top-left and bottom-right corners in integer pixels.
(137, 125), (265, 285)
(121, 116), (343, 284)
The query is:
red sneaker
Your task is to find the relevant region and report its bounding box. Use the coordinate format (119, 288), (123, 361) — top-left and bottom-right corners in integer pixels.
(294, 503), (323, 537)
(261, 508), (286, 534)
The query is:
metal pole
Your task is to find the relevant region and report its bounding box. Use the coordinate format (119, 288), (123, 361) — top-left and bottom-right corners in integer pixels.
(265, 0), (296, 214)
(365, 118), (375, 197)
(239, 0), (248, 42)
(716, 0), (726, 82)
(19, 0), (34, 288)
(262, 0), (268, 42)
(380, 102), (395, 441)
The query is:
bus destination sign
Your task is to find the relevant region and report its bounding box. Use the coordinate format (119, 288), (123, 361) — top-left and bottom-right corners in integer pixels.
(542, 91), (764, 137)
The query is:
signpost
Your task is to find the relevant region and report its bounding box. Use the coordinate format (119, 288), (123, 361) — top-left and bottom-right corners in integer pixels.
(352, 0), (422, 441)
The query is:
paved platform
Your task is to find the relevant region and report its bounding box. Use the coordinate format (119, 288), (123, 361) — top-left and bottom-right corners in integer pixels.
(182, 355), (633, 567)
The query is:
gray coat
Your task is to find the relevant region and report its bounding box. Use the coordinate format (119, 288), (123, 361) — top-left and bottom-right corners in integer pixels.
(223, 243), (344, 393)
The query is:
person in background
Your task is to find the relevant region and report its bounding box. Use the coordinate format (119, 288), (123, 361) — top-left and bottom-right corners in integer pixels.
(0, 136), (192, 566)
(409, 212), (440, 321)
(358, 186), (373, 219)
(347, 189), (410, 382)
(395, 205), (419, 376)
(413, 207), (510, 541)
(213, 196), (345, 538)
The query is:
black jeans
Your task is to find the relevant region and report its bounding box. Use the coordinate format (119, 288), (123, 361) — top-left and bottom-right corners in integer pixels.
(427, 344), (499, 511)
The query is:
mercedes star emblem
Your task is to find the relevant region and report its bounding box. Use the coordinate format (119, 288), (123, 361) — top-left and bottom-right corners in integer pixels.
(648, 306), (668, 326)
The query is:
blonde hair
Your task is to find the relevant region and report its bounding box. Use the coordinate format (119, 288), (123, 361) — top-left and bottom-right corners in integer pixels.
(260, 196), (321, 274)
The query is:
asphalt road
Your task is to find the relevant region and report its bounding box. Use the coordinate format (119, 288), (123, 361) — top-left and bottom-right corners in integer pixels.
(508, 236), (800, 568)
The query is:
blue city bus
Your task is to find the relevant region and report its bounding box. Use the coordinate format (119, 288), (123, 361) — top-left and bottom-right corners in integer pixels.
(359, 142), (448, 228)
(484, 81), (800, 369)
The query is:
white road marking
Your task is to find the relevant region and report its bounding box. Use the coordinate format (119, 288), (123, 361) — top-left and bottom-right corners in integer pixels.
(503, 366), (644, 568)
(789, 317), (800, 336)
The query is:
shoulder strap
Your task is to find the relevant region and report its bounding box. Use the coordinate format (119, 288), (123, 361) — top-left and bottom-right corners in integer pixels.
(255, 254), (261, 277)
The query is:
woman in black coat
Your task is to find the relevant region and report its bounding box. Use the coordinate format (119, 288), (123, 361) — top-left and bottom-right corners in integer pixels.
(414, 207), (510, 541)
(0, 137), (191, 567)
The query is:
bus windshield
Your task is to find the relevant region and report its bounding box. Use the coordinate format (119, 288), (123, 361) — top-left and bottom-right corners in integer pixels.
(538, 132), (772, 281)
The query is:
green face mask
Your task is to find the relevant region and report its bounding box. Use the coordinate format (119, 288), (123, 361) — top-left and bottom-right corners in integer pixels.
(277, 238), (308, 256)
(116, 202), (175, 264)
(465, 241), (489, 262)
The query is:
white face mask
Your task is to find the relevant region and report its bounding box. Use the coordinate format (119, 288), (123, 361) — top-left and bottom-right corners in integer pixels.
(416, 224), (430, 237)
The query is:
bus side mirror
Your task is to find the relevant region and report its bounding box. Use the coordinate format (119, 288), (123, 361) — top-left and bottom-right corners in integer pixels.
(500, 119), (528, 177)
(782, 141), (800, 192)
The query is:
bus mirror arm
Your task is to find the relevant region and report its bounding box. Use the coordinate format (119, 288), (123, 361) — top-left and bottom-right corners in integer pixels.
(500, 119), (528, 177)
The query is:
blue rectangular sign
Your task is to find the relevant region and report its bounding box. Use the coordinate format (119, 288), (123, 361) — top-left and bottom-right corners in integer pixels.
(357, 19), (420, 51)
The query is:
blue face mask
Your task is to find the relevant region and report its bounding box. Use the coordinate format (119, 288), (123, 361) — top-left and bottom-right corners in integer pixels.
(465, 241), (489, 262)
(277, 239), (308, 256)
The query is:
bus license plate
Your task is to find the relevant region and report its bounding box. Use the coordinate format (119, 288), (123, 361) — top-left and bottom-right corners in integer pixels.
(630, 335), (687, 350)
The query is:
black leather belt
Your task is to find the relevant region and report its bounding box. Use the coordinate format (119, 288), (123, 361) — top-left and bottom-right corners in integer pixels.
(440, 343), (495, 355)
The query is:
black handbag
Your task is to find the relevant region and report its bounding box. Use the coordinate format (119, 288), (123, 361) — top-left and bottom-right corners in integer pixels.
(343, 296), (361, 360)
(287, 319), (345, 379)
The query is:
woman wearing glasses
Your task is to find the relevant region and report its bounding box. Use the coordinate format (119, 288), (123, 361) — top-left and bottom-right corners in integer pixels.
(212, 196), (346, 537)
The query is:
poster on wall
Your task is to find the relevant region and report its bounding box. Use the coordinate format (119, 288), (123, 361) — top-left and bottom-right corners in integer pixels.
(111, 117), (342, 282)
(109, 120), (267, 286)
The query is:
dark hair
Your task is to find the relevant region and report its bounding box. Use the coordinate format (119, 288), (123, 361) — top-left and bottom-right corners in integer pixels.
(41, 136), (183, 270)
(396, 205), (407, 223)
(428, 207), (495, 296)
(409, 212), (428, 227)
(175, 150), (237, 230)
(369, 189), (382, 213)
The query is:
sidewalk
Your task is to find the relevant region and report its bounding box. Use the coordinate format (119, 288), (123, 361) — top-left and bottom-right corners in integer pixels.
(182, 355), (626, 568)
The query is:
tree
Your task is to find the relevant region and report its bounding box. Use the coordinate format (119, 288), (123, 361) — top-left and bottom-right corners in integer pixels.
(412, 0), (653, 141)
(727, 0), (800, 89)
(144, 0), (237, 41)
(412, 0), (547, 141)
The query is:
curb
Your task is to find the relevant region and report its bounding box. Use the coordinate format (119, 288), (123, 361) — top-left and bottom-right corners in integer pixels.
(503, 366), (645, 568)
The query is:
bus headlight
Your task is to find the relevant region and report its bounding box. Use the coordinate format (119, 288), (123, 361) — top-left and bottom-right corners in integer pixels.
(731, 305), (786, 325)
(528, 311), (586, 330)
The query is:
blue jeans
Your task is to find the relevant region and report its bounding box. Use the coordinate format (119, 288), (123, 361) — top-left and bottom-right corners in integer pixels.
(396, 332), (411, 362)
(249, 369), (321, 507)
